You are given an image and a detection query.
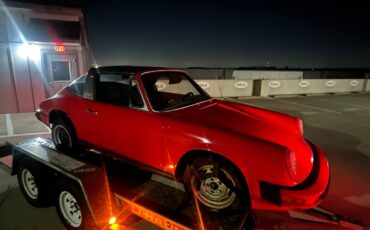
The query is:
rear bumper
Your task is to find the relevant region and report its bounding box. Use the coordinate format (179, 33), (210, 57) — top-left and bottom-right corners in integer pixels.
(35, 109), (41, 121)
(253, 143), (330, 210)
(35, 109), (49, 125)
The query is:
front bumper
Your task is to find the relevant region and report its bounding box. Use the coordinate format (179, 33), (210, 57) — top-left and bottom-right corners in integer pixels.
(255, 143), (330, 210)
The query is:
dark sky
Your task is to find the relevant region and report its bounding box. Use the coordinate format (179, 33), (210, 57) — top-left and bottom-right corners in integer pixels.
(10, 0), (370, 68)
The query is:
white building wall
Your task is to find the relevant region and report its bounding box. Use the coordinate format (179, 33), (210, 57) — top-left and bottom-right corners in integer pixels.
(233, 70), (303, 80)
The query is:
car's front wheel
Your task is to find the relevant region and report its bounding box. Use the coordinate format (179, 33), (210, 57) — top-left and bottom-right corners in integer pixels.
(183, 157), (253, 229)
(52, 119), (78, 152)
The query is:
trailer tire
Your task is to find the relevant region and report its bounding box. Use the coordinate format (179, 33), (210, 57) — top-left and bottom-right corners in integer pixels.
(54, 180), (96, 230)
(17, 158), (53, 207)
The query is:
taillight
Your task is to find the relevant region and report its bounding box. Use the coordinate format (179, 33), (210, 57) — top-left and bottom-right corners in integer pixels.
(285, 148), (298, 181)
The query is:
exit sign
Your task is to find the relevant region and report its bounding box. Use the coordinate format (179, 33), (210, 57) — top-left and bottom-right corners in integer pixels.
(55, 45), (65, 52)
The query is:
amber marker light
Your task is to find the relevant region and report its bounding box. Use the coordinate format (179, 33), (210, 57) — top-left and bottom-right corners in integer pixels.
(166, 164), (176, 173)
(109, 216), (120, 230)
(109, 223), (120, 230)
(109, 216), (117, 225)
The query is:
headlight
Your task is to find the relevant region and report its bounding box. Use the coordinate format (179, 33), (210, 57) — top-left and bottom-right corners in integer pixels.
(297, 119), (304, 135)
(285, 148), (298, 181)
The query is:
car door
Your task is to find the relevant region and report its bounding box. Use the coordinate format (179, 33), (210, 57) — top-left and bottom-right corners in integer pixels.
(58, 75), (98, 144)
(85, 74), (164, 169)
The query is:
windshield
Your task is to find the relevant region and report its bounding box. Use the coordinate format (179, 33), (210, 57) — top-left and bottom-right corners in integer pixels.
(141, 71), (210, 111)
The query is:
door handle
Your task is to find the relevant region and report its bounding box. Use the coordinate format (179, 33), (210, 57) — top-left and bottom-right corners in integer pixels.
(86, 108), (98, 115)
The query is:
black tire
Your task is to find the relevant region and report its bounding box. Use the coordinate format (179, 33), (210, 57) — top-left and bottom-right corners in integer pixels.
(52, 119), (78, 152)
(183, 157), (252, 229)
(54, 180), (96, 230)
(17, 158), (53, 207)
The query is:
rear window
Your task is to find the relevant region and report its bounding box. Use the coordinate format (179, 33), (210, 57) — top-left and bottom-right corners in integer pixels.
(67, 76), (86, 96)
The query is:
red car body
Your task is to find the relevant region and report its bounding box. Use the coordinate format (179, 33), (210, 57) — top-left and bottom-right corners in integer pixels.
(37, 66), (330, 211)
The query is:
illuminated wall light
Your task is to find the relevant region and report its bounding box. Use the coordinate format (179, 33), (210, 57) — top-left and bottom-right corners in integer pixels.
(18, 43), (41, 61)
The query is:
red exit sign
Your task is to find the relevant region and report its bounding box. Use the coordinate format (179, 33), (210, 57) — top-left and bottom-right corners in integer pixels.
(55, 45), (65, 52)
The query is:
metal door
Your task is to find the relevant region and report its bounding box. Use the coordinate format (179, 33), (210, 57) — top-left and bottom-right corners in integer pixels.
(44, 53), (78, 97)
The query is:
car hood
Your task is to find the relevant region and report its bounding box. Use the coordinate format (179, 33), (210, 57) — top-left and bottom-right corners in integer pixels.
(164, 98), (305, 148)
(163, 98), (314, 184)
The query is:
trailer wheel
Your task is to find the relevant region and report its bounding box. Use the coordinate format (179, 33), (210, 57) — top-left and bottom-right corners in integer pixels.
(17, 158), (52, 207)
(54, 180), (95, 230)
(52, 119), (78, 152)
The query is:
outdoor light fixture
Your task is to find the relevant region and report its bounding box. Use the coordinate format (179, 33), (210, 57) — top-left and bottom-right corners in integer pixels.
(17, 43), (41, 61)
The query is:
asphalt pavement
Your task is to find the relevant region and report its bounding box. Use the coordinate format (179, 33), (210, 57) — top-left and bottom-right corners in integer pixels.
(0, 93), (369, 229)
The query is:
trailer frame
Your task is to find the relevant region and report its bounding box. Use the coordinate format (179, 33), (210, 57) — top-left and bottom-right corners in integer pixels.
(0, 137), (254, 230)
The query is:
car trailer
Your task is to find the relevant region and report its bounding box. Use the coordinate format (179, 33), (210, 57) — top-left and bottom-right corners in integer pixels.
(0, 137), (254, 230)
(0, 137), (366, 230)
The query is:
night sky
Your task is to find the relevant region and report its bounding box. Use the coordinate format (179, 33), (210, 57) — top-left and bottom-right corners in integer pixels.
(8, 0), (370, 68)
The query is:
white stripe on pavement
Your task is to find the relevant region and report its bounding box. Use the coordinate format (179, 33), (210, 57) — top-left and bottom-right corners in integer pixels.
(0, 132), (50, 138)
(276, 99), (342, 114)
(343, 194), (370, 208)
(343, 108), (361, 112)
(288, 210), (332, 224)
(5, 114), (14, 136)
(305, 97), (370, 109)
(301, 111), (320, 115)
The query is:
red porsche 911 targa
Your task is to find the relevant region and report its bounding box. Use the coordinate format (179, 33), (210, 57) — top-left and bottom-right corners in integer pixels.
(36, 66), (330, 214)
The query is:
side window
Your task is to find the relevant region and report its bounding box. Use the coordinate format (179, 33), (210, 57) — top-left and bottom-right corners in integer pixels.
(93, 73), (146, 109)
(67, 76), (86, 97)
(97, 74), (130, 106)
(130, 80), (145, 108)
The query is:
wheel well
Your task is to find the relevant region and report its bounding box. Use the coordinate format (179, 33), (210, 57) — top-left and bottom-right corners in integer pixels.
(175, 150), (250, 203)
(49, 110), (68, 124)
(175, 150), (237, 178)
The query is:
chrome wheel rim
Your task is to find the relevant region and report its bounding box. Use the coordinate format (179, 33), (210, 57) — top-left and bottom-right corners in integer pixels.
(53, 125), (72, 148)
(196, 165), (237, 209)
(21, 169), (38, 199)
(59, 191), (82, 228)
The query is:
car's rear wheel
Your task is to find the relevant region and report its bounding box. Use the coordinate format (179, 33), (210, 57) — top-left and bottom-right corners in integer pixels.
(52, 119), (78, 152)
